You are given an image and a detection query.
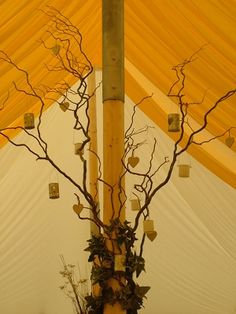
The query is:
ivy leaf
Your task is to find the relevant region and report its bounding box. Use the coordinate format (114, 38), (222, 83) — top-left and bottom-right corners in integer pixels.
(88, 254), (95, 262)
(84, 235), (108, 262)
(85, 294), (103, 314)
(135, 285), (150, 298)
(127, 310), (138, 314)
(117, 236), (125, 246)
(135, 256), (145, 277)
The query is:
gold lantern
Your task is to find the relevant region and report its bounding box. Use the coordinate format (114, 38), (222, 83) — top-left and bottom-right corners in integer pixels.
(24, 113), (35, 129)
(130, 198), (141, 211)
(168, 113), (180, 132)
(114, 255), (126, 272)
(74, 143), (84, 156)
(143, 219), (157, 241)
(143, 219), (154, 233)
(49, 182), (59, 199)
(178, 164), (191, 177)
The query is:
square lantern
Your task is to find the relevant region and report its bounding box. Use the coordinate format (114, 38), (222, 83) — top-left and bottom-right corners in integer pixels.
(49, 182), (59, 199)
(130, 198), (141, 211)
(143, 219), (154, 233)
(114, 254), (126, 272)
(24, 113), (35, 129)
(178, 164), (191, 177)
(168, 113), (180, 132)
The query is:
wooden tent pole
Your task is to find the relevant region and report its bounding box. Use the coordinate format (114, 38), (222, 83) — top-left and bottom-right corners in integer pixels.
(102, 0), (125, 223)
(88, 69), (99, 236)
(102, 0), (125, 313)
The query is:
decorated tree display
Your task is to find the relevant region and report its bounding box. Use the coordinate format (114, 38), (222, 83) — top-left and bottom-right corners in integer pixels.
(0, 6), (235, 314)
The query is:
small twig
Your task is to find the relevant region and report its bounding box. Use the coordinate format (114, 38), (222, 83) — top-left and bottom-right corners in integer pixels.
(0, 90), (9, 110)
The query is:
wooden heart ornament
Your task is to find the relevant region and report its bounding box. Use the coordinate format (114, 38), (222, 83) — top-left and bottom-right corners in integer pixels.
(146, 231), (157, 241)
(225, 136), (234, 148)
(60, 102), (69, 112)
(128, 156), (140, 168)
(51, 44), (60, 55)
(73, 204), (83, 215)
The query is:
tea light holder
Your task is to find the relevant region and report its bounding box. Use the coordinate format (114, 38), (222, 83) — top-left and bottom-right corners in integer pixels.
(168, 113), (180, 132)
(178, 164), (191, 177)
(130, 198), (141, 211)
(24, 113), (35, 129)
(49, 182), (59, 199)
(114, 255), (126, 272)
(143, 219), (154, 233)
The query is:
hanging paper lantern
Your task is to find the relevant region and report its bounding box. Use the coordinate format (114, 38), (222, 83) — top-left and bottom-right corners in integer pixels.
(49, 182), (59, 199)
(168, 113), (180, 132)
(128, 156), (140, 168)
(143, 219), (154, 233)
(178, 164), (191, 177)
(24, 113), (35, 129)
(225, 136), (235, 148)
(130, 198), (141, 211)
(143, 219), (157, 241)
(114, 254), (126, 272)
(74, 143), (84, 156)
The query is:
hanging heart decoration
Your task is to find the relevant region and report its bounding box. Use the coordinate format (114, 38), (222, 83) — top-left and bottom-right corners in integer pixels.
(146, 231), (157, 241)
(51, 44), (60, 55)
(73, 203), (83, 215)
(60, 102), (69, 112)
(128, 156), (140, 168)
(225, 136), (234, 148)
(75, 143), (84, 156)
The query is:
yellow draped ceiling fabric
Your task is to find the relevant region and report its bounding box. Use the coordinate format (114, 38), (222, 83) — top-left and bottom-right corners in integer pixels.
(0, 0), (235, 187)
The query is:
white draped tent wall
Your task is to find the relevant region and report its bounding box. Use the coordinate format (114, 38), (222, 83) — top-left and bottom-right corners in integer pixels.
(0, 73), (236, 314)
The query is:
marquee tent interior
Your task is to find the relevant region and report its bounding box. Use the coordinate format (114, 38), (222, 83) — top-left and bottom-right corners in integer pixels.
(0, 1), (236, 314)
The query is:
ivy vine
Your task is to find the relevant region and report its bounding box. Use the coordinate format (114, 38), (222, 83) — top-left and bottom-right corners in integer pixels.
(84, 218), (150, 313)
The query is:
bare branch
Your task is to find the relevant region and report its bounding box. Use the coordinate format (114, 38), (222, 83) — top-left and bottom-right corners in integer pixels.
(0, 91), (10, 110)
